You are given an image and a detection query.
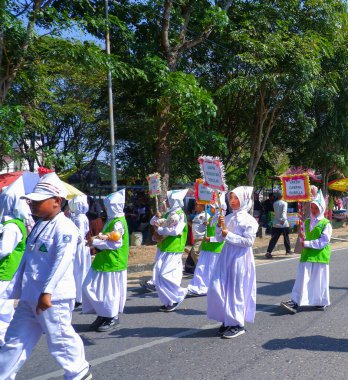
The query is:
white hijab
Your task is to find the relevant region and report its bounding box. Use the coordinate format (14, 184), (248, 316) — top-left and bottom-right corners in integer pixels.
(104, 189), (125, 220)
(230, 186), (254, 214)
(0, 191), (31, 222)
(166, 189), (188, 212)
(69, 195), (89, 216)
(311, 189), (326, 220)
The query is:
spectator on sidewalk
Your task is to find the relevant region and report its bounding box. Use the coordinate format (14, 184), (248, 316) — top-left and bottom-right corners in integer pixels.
(265, 193), (291, 259)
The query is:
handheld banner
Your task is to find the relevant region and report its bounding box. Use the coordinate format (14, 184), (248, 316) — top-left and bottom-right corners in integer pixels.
(194, 179), (216, 205)
(198, 156), (228, 192)
(147, 173), (161, 198)
(280, 174), (311, 202)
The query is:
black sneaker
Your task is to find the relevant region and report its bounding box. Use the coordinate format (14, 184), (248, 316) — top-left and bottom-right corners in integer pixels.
(265, 252), (273, 259)
(89, 316), (105, 330)
(96, 317), (120, 332)
(222, 326), (246, 339)
(140, 280), (156, 292)
(315, 305), (328, 311)
(74, 302), (82, 309)
(285, 251), (293, 255)
(280, 300), (298, 314)
(81, 372), (93, 380)
(186, 290), (202, 298)
(217, 324), (228, 336)
(164, 298), (185, 312)
(159, 305), (168, 312)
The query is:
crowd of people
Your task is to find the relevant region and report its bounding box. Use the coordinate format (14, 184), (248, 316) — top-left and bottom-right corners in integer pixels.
(0, 173), (334, 380)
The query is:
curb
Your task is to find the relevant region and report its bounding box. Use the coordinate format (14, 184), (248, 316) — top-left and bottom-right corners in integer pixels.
(127, 235), (348, 274)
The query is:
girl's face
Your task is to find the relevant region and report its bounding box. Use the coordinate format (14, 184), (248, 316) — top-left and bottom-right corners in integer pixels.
(310, 203), (320, 217)
(229, 192), (240, 210)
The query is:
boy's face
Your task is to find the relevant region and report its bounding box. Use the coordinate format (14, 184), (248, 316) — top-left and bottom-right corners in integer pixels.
(28, 197), (62, 220)
(210, 206), (216, 215)
(229, 192), (241, 210)
(195, 203), (205, 213)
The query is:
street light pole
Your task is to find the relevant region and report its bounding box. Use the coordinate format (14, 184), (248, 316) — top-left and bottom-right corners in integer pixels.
(105, 0), (117, 192)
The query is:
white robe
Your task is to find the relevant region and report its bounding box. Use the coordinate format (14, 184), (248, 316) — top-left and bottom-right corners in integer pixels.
(82, 220), (127, 318)
(151, 210), (188, 306)
(207, 211), (258, 327)
(291, 218), (332, 307)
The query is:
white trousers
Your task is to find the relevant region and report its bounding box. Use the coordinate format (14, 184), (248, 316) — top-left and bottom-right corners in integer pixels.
(0, 300), (89, 380)
(292, 262), (330, 306)
(0, 299), (14, 346)
(187, 250), (220, 295)
(153, 251), (187, 307)
(74, 245), (92, 303)
(82, 269), (127, 318)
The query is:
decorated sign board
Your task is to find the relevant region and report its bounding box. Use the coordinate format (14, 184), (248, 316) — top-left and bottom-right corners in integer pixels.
(280, 174), (311, 202)
(147, 172), (161, 198)
(194, 179), (216, 205)
(198, 156), (228, 192)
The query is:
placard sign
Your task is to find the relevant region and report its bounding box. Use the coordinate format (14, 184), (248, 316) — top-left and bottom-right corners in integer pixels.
(280, 174), (311, 202)
(194, 179), (216, 205)
(198, 156), (227, 192)
(147, 172), (161, 198)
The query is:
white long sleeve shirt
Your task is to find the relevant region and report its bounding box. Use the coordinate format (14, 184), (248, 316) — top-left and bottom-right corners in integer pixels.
(0, 219), (23, 260)
(303, 218), (332, 250)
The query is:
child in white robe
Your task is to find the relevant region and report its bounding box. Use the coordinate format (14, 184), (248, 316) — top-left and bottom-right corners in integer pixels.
(83, 189), (128, 332)
(69, 195), (91, 308)
(151, 189), (188, 312)
(207, 186), (259, 339)
(280, 190), (332, 314)
(187, 193), (226, 296)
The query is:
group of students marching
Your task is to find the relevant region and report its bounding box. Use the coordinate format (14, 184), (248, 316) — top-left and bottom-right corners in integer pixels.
(0, 173), (332, 380)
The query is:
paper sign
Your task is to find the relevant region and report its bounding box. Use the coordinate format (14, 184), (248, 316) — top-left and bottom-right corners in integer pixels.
(194, 179), (216, 205)
(280, 174), (311, 202)
(198, 156), (227, 192)
(147, 172), (161, 198)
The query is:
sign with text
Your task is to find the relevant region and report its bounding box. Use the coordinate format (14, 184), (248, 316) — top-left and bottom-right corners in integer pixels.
(198, 156), (228, 192)
(280, 174), (311, 202)
(194, 179), (216, 205)
(147, 172), (161, 198)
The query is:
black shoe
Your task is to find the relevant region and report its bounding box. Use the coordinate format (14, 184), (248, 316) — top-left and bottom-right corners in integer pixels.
(315, 305), (328, 311)
(81, 372), (93, 380)
(186, 290), (202, 298)
(97, 317), (120, 332)
(159, 305), (168, 312)
(222, 326), (246, 339)
(285, 251), (293, 255)
(140, 280), (156, 292)
(164, 298), (185, 312)
(89, 316), (105, 330)
(265, 252), (273, 259)
(217, 324), (228, 336)
(74, 302), (82, 309)
(280, 300), (298, 314)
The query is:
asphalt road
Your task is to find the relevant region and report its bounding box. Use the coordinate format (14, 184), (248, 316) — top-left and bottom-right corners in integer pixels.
(16, 247), (348, 380)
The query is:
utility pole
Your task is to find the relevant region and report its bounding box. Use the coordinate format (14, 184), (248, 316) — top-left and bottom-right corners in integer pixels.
(105, 0), (117, 192)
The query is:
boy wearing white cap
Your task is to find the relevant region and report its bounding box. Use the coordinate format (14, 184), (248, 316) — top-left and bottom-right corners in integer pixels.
(82, 189), (129, 332)
(0, 172), (91, 380)
(187, 193), (226, 296)
(280, 190), (332, 314)
(151, 189), (188, 312)
(69, 195), (91, 308)
(0, 193), (29, 346)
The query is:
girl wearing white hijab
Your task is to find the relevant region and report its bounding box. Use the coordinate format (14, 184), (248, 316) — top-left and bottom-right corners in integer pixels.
(207, 186), (259, 339)
(280, 190), (332, 314)
(83, 189), (129, 332)
(69, 195), (91, 308)
(187, 193), (227, 296)
(151, 189), (188, 312)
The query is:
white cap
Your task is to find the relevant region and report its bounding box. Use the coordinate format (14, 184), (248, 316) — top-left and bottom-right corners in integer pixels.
(21, 172), (68, 201)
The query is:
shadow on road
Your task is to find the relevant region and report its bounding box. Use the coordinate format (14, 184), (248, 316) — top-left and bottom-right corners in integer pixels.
(257, 279), (295, 297)
(263, 335), (348, 352)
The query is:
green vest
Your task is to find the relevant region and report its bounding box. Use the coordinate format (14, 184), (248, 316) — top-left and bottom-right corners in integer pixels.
(92, 216), (129, 272)
(200, 217), (225, 253)
(158, 210), (188, 253)
(0, 219), (27, 281)
(300, 218), (331, 264)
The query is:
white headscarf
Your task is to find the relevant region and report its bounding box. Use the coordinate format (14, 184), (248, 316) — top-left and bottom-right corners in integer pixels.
(69, 195), (89, 216)
(230, 186), (254, 213)
(211, 192), (227, 223)
(0, 190), (31, 222)
(311, 189), (326, 219)
(104, 189), (125, 219)
(167, 189), (188, 212)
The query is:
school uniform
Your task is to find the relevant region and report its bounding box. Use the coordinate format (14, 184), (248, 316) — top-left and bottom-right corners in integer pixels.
(82, 189), (129, 331)
(0, 173), (90, 380)
(152, 189), (188, 311)
(207, 186), (259, 338)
